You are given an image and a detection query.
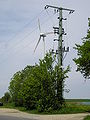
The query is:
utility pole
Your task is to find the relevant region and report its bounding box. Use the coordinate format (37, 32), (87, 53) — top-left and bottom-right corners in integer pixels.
(45, 5), (75, 67)
(45, 5), (74, 105)
(58, 9), (63, 66)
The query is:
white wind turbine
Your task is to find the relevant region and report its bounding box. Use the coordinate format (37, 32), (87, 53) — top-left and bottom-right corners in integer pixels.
(34, 19), (53, 57)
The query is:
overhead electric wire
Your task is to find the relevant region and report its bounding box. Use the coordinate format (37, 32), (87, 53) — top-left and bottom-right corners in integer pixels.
(11, 11), (55, 51)
(45, 9), (55, 27)
(13, 12), (55, 50)
(5, 9), (45, 44)
(0, 9), (45, 56)
(63, 13), (71, 61)
(0, 11), (55, 65)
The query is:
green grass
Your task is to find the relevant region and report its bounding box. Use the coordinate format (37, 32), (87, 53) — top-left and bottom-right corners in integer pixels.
(0, 102), (27, 111)
(65, 99), (90, 102)
(84, 115), (90, 120)
(1, 100), (90, 114)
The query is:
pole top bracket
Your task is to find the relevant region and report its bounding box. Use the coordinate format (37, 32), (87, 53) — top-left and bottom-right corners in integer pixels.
(45, 5), (75, 13)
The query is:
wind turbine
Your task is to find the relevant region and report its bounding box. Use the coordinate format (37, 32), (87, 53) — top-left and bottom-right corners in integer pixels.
(34, 19), (53, 57)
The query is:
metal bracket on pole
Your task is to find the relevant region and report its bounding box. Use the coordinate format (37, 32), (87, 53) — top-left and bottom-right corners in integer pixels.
(45, 5), (75, 66)
(45, 5), (75, 13)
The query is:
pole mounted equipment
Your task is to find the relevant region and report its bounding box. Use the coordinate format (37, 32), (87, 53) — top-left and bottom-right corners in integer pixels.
(45, 5), (75, 67)
(45, 5), (75, 13)
(44, 4), (74, 103)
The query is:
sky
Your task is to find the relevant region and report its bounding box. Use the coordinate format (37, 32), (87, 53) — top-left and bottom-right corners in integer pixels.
(0, 0), (90, 99)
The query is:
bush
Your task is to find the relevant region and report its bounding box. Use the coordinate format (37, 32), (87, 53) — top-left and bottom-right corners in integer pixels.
(84, 115), (90, 120)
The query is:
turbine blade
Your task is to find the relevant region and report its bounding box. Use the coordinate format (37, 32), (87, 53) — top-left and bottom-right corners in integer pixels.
(38, 18), (41, 33)
(44, 32), (54, 35)
(34, 36), (41, 53)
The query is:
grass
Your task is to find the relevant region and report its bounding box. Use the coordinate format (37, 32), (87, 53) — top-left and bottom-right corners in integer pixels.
(84, 115), (90, 120)
(0, 102), (27, 111)
(65, 99), (90, 102)
(0, 99), (90, 114)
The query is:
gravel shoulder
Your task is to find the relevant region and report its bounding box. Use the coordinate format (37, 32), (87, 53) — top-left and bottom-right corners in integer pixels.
(0, 108), (89, 120)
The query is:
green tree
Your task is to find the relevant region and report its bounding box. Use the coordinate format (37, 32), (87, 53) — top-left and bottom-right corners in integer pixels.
(1, 92), (11, 103)
(9, 71), (23, 106)
(9, 52), (70, 112)
(9, 66), (35, 107)
(54, 65), (69, 109)
(74, 18), (90, 79)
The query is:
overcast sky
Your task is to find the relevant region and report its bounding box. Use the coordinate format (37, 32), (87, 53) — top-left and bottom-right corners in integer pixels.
(0, 0), (90, 98)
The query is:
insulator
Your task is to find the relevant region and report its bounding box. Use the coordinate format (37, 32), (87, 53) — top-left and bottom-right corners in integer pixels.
(62, 28), (64, 34)
(45, 6), (47, 9)
(62, 28), (64, 31)
(58, 17), (67, 21)
(54, 30), (59, 34)
(54, 39), (59, 41)
(54, 9), (56, 14)
(63, 47), (65, 51)
(60, 33), (62, 36)
(44, 6), (48, 9)
(60, 18), (63, 21)
(69, 10), (74, 14)
(62, 18), (67, 20)
(56, 50), (58, 54)
(67, 47), (69, 52)
(53, 27), (59, 29)
(64, 33), (67, 35)
(57, 9), (59, 12)
(53, 27), (59, 34)
(63, 47), (69, 52)
(52, 49), (54, 53)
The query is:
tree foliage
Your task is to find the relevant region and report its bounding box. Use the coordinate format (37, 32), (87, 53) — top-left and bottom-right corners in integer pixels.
(1, 92), (11, 103)
(9, 52), (69, 112)
(74, 18), (90, 79)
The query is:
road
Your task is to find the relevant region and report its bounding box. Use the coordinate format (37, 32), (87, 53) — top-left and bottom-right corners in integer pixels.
(0, 108), (90, 120)
(0, 116), (31, 120)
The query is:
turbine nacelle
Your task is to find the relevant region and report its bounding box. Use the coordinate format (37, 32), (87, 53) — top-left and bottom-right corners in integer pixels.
(40, 33), (46, 37)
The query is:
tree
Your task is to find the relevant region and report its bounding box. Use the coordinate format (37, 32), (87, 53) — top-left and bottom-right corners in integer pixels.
(1, 92), (11, 103)
(9, 71), (23, 106)
(74, 18), (90, 79)
(9, 52), (70, 112)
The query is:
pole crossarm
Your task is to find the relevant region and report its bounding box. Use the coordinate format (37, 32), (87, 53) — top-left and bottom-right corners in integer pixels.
(45, 4), (74, 66)
(44, 4), (74, 102)
(45, 5), (75, 13)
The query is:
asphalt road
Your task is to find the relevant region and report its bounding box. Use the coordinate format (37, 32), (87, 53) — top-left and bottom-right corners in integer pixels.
(0, 108), (89, 120)
(0, 116), (33, 120)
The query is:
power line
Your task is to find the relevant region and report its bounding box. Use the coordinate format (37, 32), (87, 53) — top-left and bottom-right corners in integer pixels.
(4, 8), (56, 54)
(0, 10), (44, 48)
(0, 10), (45, 56)
(0, 11), (55, 65)
(6, 10), (45, 44)
(11, 11), (55, 51)
(45, 4), (74, 66)
(45, 9), (55, 27)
